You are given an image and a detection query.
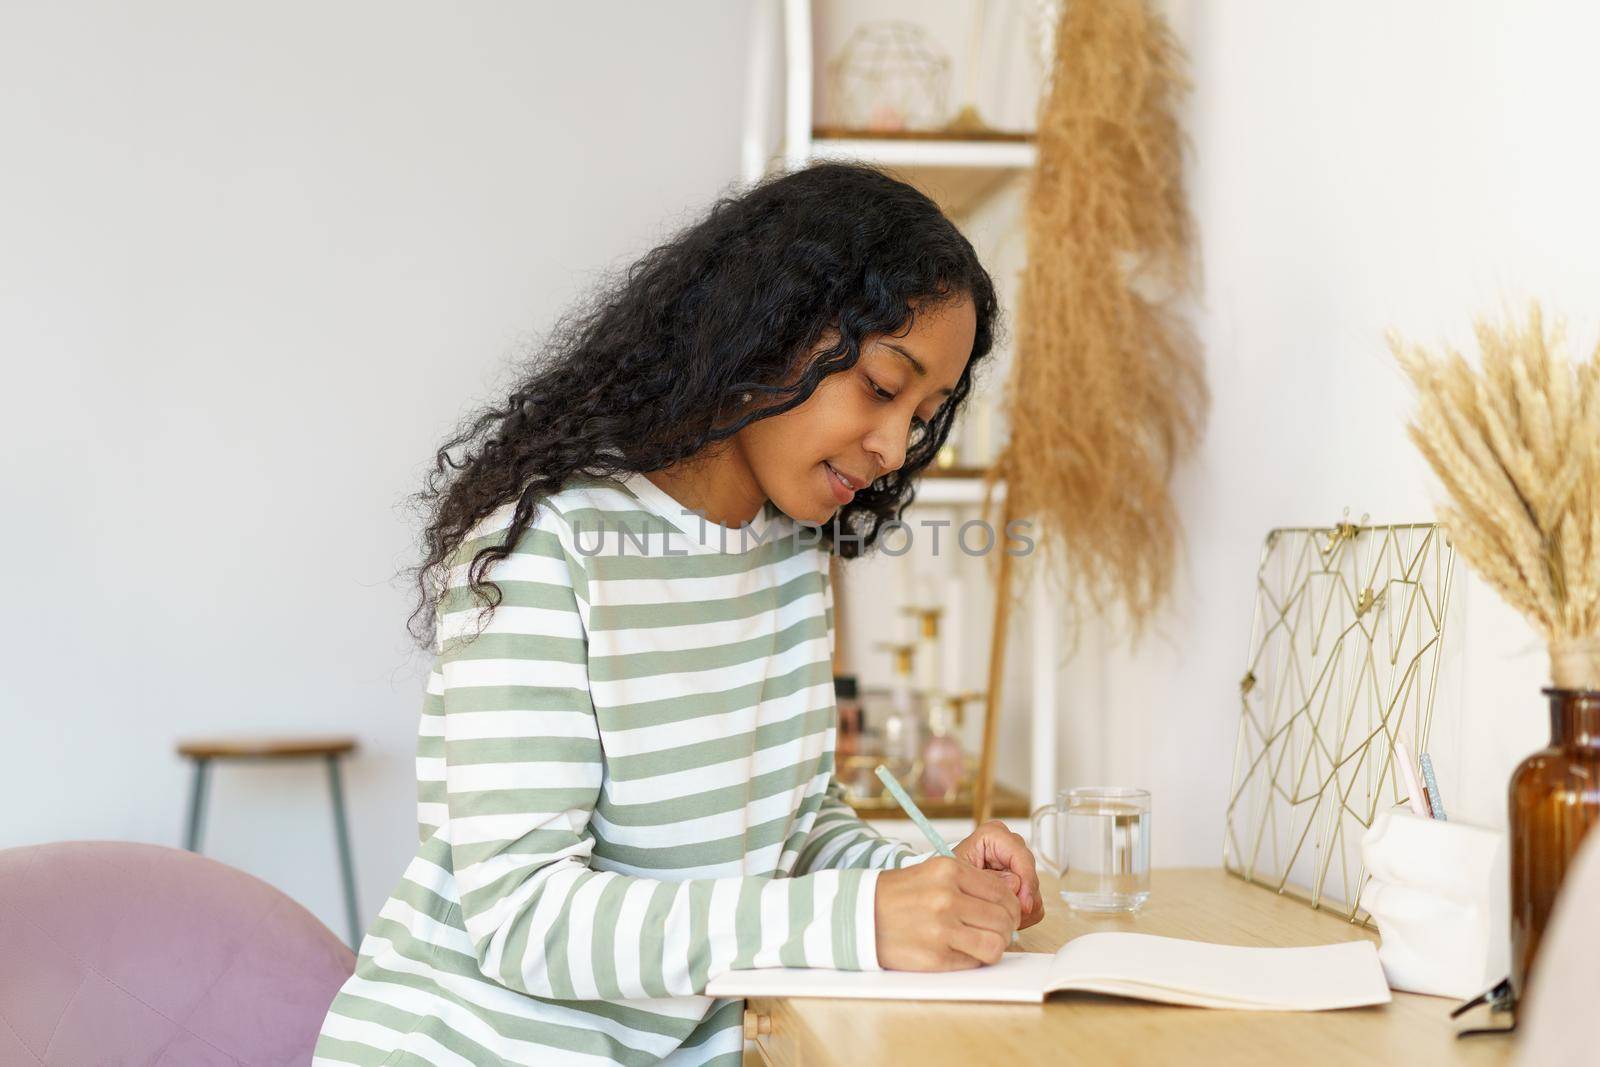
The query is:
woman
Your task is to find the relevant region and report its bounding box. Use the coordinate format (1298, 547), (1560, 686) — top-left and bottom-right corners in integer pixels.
(314, 162), (1045, 1067)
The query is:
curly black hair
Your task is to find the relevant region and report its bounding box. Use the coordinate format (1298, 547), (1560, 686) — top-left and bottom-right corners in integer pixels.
(405, 161), (1000, 650)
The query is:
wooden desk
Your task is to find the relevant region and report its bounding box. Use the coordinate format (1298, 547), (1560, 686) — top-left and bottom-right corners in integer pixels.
(743, 868), (1514, 1067)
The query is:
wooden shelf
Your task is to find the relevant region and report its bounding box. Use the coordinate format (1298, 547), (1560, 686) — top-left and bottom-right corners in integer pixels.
(812, 126), (1034, 144)
(807, 137), (1037, 170)
(909, 475), (1005, 507)
(919, 465), (993, 479)
(844, 781), (1031, 821)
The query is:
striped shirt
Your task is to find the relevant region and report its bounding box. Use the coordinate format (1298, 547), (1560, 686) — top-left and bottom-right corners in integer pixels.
(314, 471), (930, 1066)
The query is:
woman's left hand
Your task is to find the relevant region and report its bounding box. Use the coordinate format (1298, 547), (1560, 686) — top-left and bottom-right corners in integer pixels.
(952, 821), (1045, 930)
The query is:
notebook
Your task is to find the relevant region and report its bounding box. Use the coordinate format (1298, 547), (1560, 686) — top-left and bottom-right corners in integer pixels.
(705, 932), (1392, 1011)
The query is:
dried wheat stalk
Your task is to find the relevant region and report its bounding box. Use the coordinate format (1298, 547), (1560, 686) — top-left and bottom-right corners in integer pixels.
(1392, 303), (1600, 688)
(987, 0), (1206, 637)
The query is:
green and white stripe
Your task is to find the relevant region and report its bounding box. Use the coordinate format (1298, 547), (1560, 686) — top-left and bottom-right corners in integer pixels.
(314, 472), (928, 1066)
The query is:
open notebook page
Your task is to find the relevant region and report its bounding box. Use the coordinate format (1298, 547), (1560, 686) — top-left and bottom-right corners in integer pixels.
(705, 932), (1390, 1010)
(1047, 933), (1391, 1010)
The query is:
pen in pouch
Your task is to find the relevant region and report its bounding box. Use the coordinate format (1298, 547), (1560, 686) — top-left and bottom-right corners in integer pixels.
(1418, 751), (1448, 820)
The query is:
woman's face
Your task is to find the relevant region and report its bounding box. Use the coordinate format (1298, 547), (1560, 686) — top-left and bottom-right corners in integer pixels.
(738, 295), (976, 525)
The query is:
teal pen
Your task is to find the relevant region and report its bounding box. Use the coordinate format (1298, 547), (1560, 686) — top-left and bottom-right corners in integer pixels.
(1418, 752), (1448, 821)
(874, 764), (1020, 945)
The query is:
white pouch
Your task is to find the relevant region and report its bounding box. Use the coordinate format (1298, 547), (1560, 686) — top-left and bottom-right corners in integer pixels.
(1358, 808), (1508, 1000)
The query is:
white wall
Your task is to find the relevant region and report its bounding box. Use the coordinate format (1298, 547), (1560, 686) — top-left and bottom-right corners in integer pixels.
(0, 0), (755, 937)
(1078, 0), (1600, 868)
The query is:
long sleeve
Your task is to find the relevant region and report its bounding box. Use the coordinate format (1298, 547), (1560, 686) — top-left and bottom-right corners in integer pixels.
(793, 773), (936, 873)
(437, 504), (886, 1001)
(795, 550), (937, 876)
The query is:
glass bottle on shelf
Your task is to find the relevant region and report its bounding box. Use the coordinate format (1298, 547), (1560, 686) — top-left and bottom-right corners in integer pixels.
(833, 674), (863, 761)
(921, 691), (983, 801)
(874, 641), (925, 775)
(851, 685), (891, 799)
(900, 605), (944, 695)
(921, 696), (964, 801)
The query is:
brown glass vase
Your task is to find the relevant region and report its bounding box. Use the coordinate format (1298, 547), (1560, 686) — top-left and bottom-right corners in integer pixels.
(1509, 687), (1600, 997)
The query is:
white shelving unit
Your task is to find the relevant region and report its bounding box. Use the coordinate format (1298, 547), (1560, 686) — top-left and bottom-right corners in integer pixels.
(910, 475), (1002, 507)
(806, 137), (1037, 170)
(743, 0), (1060, 830)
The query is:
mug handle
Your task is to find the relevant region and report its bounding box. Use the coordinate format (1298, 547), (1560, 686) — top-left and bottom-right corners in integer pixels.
(1029, 803), (1062, 877)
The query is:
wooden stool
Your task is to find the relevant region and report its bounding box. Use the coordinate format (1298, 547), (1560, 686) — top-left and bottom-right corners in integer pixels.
(176, 736), (361, 948)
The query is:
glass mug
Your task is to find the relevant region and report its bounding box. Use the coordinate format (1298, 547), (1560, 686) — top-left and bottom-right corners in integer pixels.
(1029, 786), (1151, 912)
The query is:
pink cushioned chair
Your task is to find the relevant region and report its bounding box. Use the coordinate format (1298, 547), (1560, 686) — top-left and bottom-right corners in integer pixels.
(0, 841), (355, 1065)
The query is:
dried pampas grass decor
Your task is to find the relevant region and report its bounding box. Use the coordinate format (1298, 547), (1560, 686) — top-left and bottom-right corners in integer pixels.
(1392, 303), (1600, 689)
(985, 0), (1206, 632)
(974, 0), (1204, 822)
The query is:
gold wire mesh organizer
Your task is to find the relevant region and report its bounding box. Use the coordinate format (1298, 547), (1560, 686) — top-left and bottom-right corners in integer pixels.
(1223, 517), (1457, 921)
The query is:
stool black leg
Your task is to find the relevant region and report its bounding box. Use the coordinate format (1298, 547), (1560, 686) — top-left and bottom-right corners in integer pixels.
(326, 754), (361, 949)
(183, 758), (211, 852)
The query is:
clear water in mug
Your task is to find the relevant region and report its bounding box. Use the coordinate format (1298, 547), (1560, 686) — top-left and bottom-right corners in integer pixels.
(1061, 803), (1150, 911)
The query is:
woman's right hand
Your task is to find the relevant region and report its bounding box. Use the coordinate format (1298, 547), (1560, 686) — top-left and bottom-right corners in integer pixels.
(873, 856), (1021, 970)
